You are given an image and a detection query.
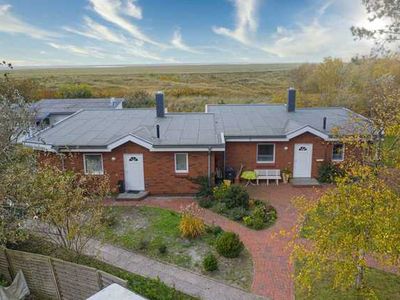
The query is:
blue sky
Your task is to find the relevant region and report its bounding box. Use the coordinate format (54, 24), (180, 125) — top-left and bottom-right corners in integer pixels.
(0, 0), (377, 66)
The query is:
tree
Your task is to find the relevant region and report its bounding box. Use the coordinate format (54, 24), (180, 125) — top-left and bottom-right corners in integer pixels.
(28, 167), (110, 254)
(58, 83), (93, 98)
(0, 60), (35, 245)
(293, 165), (400, 294)
(123, 90), (155, 108)
(351, 0), (400, 53)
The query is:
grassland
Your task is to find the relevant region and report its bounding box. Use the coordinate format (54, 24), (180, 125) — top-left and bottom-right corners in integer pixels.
(8, 63), (299, 111)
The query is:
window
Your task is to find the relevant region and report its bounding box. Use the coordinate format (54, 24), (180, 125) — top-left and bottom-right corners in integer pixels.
(84, 154), (104, 175)
(175, 153), (189, 173)
(332, 143), (344, 161)
(257, 144), (275, 163)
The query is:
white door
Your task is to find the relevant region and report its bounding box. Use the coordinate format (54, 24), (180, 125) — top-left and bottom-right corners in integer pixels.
(123, 154), (145, 191)
(293, 144), (313, 178)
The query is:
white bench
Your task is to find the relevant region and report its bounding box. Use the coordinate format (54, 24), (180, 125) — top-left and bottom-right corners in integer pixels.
(255, 169), (282, 186)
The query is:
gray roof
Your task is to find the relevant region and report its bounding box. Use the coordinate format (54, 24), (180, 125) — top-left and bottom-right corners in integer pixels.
(31, 98), (124, 121)
(207, 104), (371, 138)
(26, 109), (222, 149)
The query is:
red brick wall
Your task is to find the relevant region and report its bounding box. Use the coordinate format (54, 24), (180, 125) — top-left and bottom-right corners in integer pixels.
(38, 142), (214, 195)
(225, 133), (334, 178)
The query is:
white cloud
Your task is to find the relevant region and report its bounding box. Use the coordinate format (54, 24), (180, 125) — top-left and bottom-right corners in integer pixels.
(262, 0), (376, 61)
(48, 42), (104, 58)
(0, 4), (57, 39)
(64, 16), (128, 44)
(88, 0), (162, 47)
(171, 28), (201, 54)
(213, 0), (259, 45)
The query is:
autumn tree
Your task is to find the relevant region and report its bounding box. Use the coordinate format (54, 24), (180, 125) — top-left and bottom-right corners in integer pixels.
(293, 165), (400, 294)
(351, 0), (400, 53)
(0, 60), (35, 245)
(28, 167), (110, 254)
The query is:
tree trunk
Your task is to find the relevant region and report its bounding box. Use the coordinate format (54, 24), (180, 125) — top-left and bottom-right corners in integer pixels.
(355, 249), (365, 289)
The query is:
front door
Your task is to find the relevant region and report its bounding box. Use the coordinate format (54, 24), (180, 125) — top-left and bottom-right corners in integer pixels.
(123, 154), (145, 191)
(293, 144), (313, 178)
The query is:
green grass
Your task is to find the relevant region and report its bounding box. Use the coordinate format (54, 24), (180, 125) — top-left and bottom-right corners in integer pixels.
(11, 237), (197, 300)
(100, 206), (253, 290)
(295, 264), (400, 300)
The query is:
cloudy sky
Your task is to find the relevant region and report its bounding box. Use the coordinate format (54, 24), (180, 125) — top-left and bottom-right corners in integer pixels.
(0, 0), (379, 66)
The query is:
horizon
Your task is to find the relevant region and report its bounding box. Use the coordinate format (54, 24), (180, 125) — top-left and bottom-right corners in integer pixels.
(0, 0), (382, 67)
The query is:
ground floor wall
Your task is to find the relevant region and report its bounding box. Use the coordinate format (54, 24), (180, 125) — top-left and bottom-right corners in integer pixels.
(224, 133), (335, 178)
(38, 142), (215, 195)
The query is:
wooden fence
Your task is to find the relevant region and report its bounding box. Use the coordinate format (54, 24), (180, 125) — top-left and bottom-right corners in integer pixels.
(0, 248), (127, 300)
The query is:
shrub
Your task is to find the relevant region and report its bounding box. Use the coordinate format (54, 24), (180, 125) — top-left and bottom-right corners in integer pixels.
(193, 176), (213, 199)
(208, 225), (223, 236)
(213, 184), (229, 201)
(124, 90), (155, 108)
(211, 202), (228, 214)
(215, 232), (244, 258)
(222, 185), (249, 209)
(101, 210), (118, 227)
(58, 83), (93, 98)
(203, 253), (218, 272)
(158, 244), (167, 254)
(198, 197), (214, 208)
(318, 162), (344, 183)
(227, 207), (249, 221)
(179, 203), (206, 239)
(243, 215), (264, 230)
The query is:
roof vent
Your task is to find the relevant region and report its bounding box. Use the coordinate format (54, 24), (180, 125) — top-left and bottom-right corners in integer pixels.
(323, 117), (327, 130)
(110, 97), (117, 108)
(287, 88), (296, 112)
(156, 91), (165, 118)
(156, 124), (160, 139)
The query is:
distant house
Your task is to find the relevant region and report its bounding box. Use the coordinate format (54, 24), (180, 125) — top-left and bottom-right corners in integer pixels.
(24, 90), (370, 195)
(31, 98), (124, 127)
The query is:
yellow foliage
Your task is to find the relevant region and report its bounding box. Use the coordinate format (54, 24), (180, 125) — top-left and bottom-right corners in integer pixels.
(179, 203), (205, 239)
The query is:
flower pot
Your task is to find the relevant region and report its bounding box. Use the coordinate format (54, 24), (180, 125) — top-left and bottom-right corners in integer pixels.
(282, 173), (290, 184)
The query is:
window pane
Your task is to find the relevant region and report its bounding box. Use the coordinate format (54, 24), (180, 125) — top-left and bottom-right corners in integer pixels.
(175, 153), (188, 171)
(258, 144), (274, 162)
(332, 144), (344, 160)
(85, 155), (103, 174)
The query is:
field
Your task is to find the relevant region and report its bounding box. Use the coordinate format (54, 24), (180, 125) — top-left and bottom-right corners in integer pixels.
(8, 63), (299, 111)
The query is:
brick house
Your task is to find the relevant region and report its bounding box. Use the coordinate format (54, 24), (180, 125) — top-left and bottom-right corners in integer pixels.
(24, 89), (370, 195)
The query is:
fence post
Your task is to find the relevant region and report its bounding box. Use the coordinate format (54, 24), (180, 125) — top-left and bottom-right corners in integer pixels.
(4, 249), (14, 279)
(48, 257), (62, 300)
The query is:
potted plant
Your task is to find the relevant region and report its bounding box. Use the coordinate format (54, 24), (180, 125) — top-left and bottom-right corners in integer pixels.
(282, 168), (291, 184)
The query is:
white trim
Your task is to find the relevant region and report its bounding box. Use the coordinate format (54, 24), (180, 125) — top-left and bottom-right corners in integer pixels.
(227, 138), (289, 142)
(174, 153), (189, 173)
(22, 142), (56, 152)
(107, 134), (153, 151)
(83, 153), (104, 175)
(286, 126), (330, 140)
(150, 147), (224, 152)
(332, 143), (345, 162)
(205, 104), (208, 113)
(256, 143), (275, 164)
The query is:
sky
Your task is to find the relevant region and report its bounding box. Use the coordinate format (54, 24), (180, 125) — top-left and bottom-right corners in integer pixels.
(0, 0), (382, 66)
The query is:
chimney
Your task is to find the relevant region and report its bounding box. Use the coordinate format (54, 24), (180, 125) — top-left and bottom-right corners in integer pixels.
(287, 88), (296, 112)
(156, 91), (165, 118)
(156, 124), (160, 139)
(323, 117), (327, 130)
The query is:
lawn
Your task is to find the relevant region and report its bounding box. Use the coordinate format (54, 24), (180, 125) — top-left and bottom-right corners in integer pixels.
(295, 264), (400, 300)
(100, 206), (253, 290)
(11, 237), (197, 300)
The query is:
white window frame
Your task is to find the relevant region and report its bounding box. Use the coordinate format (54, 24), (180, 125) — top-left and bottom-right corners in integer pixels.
(332, 143), (345, 162)
(256, 143), (275, 164)
(83, 154), (104, 175)
(174, 153), (189, 173)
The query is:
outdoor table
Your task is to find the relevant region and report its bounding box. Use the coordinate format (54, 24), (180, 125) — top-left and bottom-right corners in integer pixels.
(240, 171), (257, 186)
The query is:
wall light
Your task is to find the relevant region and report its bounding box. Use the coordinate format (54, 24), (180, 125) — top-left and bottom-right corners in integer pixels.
(111, 157), (116, 161)
(284, 146), (288, 150)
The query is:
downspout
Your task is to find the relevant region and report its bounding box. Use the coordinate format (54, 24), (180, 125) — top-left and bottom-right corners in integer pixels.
(207, 147), (212, 187)
(54, 146), (65, 171)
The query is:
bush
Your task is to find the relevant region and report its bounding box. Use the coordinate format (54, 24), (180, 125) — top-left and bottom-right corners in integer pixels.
(227, 207), (249, 221)
(222, 185), (249, 209)
(198, 197), (214, 208)
(58, 83), (93, 98)
(318, 162), (344, 183)
(215, 232), (244, 258)
(203, 253), (218, 272)
(243, 215), (264, 230)
(179, 204), (206, 239)
(207, 225), (223, 236)
(213, 184), (229, 201)
(124, 90), (155, 108)
(158, 244), (167, 254)
(243, 202), (277, 230)
(101, 210), (118, 227)
(211, 202), (228, 214)
(193, 176), (213, 199)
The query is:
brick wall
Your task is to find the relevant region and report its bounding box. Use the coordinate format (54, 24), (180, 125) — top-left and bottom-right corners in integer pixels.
(38, 142), (214, 195)
(225, 133), (334, 178)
